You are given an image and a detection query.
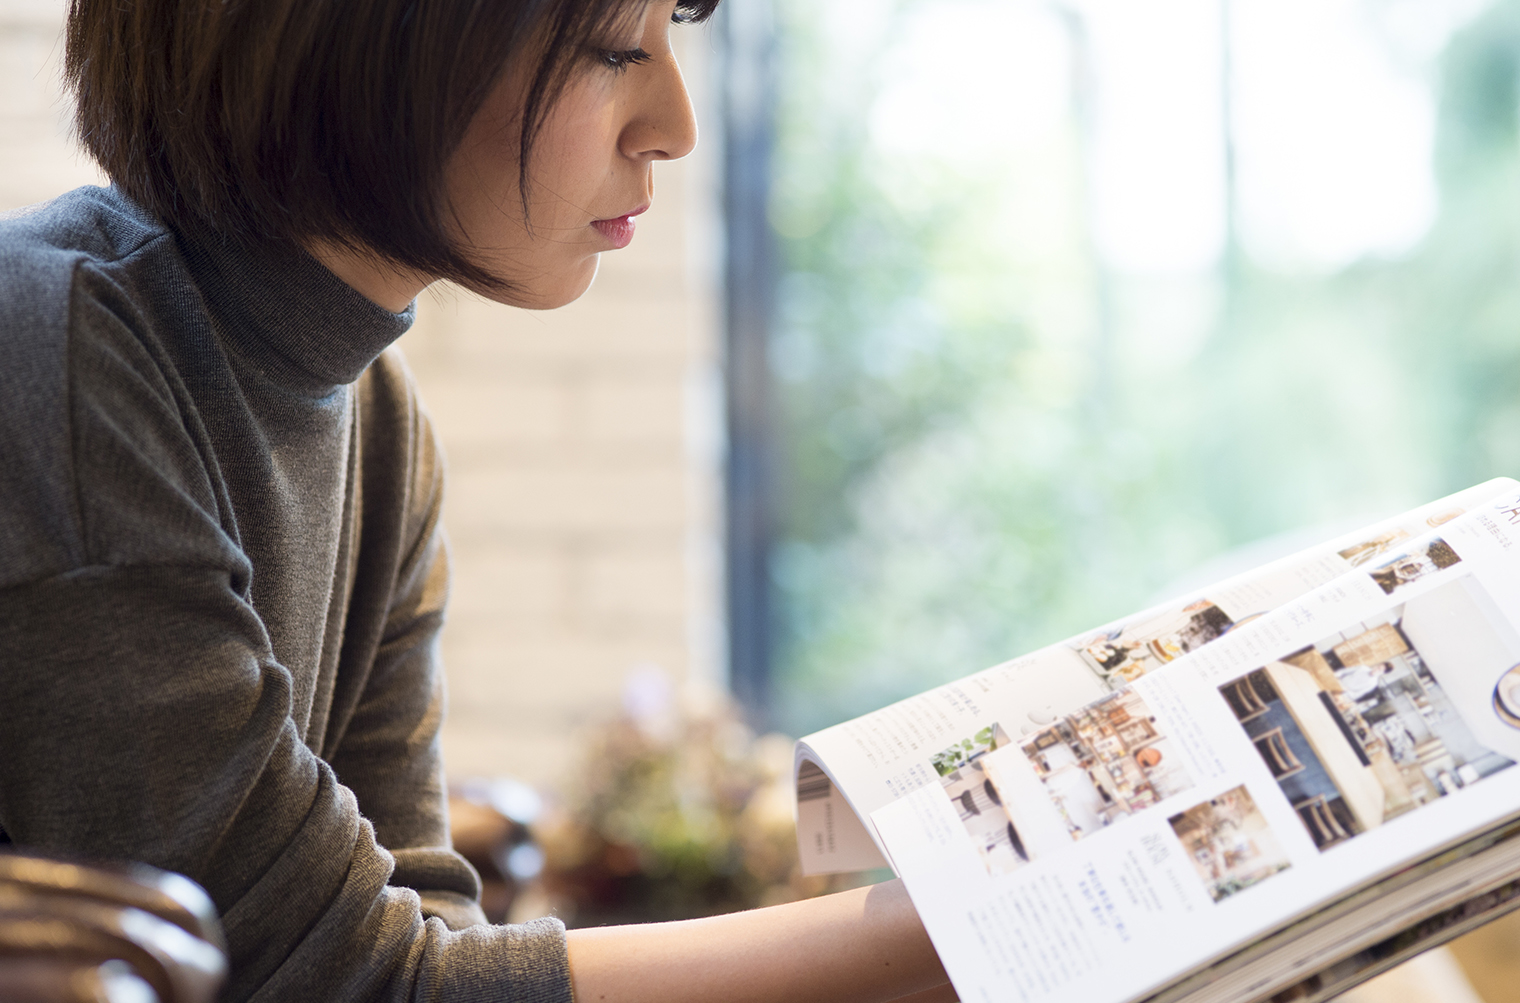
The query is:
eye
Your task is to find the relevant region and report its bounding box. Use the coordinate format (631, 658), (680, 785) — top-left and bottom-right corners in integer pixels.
(595, 47), (654, 73)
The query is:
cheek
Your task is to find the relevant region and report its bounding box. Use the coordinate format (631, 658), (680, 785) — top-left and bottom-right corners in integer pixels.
(444, 119), (527, 243)
(527, 87), (623, 216)
(439, 72), (625, 305)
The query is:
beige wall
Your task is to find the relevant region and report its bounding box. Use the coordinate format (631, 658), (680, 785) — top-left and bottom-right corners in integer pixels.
(0, 0), (726, 789)
(400, 30), (725, 787)
(0, 1), (108, 205)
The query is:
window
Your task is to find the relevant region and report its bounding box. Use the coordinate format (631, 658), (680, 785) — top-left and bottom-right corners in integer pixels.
(735, 0), (1520, 735)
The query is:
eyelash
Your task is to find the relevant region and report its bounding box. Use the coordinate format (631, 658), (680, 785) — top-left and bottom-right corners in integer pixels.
(596, 47), (654, 73)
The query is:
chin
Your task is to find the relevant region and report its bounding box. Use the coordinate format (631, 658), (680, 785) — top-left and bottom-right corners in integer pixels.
(484, 254), (602, 311)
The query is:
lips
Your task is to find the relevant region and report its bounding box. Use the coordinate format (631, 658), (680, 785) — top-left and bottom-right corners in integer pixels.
(590, 204), (649, 249)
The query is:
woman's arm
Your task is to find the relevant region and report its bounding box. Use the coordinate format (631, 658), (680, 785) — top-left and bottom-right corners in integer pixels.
(566, 878), (953, 1003)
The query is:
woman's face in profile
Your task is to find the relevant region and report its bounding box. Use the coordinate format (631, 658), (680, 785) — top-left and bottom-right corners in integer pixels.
(444, 0), (697, 309)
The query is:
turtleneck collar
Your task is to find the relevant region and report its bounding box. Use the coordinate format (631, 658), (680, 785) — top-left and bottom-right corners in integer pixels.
(173, 218), (415, 394)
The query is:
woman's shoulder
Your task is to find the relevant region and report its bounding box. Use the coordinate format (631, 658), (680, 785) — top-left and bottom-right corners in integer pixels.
(0, 185), (169, 281)
(0, 186), (179, 366)
(0, 187), (221, 589)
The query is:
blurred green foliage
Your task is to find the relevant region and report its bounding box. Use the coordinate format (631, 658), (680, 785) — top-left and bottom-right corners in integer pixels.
(768, 0), (1520, 736)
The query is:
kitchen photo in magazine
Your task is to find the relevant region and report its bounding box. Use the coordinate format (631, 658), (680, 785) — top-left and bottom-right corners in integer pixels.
(792, 478), (1520, 1003)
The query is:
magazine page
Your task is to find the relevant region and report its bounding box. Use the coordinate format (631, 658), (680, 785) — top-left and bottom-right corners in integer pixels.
(795, 479), (1516, 875)
(1251, 869), (1520, 1003)
(872, 488), (1520, 1003)
(1171, 828), (1520, 1003)
(1144, 817), (1520, 1003)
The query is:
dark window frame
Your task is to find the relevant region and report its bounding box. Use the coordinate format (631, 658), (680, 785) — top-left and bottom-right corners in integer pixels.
(718, 0), (778, 723)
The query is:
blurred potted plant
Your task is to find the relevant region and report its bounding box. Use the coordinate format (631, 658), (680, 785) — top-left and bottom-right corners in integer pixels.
(532, 667), (867, 925)
(450, 667), (874, 927)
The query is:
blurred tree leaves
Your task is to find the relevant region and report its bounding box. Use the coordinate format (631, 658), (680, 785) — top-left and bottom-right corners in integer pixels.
(767, 0), (1520, 736)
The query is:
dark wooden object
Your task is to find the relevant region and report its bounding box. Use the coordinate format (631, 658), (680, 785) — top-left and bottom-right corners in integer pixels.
(0, 852), (226, 1003)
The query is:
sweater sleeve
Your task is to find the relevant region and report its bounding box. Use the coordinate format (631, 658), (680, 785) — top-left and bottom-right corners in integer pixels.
(0, 270), (574, 1002)
(328, 352), (490, 932)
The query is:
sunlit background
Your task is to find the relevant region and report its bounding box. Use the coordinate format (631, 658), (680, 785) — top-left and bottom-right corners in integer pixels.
(764, 0), (1520, 742)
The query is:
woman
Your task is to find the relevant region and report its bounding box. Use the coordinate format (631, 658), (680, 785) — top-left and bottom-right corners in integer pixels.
(0, 0), (953, 1000)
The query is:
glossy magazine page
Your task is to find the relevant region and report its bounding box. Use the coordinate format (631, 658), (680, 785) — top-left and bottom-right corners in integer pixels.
(1147, 817), (1520, 1003)
(873, 488), (1520, 1003)
(1250, 871), (1520, 1003)
(794, 479), (1516, 876)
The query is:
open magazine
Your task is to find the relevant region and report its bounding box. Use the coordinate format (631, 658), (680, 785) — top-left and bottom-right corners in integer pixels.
(793, 477), (1520, 1003)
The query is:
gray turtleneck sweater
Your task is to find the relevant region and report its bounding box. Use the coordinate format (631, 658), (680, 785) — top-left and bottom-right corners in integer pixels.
(0, 186), (574, 1003)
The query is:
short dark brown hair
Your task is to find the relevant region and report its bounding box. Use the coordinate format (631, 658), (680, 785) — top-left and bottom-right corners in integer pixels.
(64, 0), (719, 291)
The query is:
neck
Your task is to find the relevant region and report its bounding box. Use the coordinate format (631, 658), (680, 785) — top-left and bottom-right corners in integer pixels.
(305, 240), (431, 313)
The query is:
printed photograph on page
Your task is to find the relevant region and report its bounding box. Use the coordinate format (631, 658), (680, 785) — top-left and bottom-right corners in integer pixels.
(1168, 784), (1292, 903)
(1072, 600), (1239, 684)
(1367, 537), (1461, 596)
(1217, 579), (1517, 851)
(930, 724), (1031, 875)
(1019, 688), (1196, 843)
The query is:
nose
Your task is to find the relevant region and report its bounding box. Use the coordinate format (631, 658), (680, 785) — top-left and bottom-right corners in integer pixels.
(621, 50), (699, 163)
